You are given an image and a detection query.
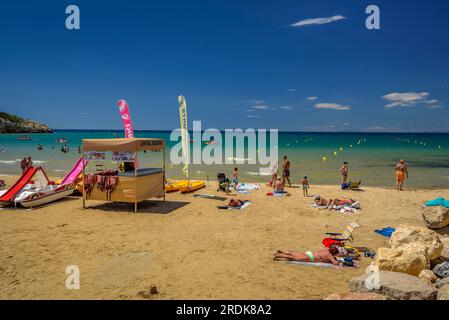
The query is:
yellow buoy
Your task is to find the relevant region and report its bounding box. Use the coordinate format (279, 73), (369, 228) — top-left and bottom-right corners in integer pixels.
(333, 151), (338, 156)
(322, 156), (327, 161)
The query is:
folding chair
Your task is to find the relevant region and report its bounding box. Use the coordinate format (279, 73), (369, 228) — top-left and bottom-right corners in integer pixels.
(326, 222), (360, 242)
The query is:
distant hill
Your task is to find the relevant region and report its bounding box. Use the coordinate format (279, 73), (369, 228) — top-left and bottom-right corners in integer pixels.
(0, 112), (53, 133)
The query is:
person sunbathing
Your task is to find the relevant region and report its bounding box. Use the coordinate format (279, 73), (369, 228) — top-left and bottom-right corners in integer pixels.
(321, 198), (356, 211)
(228, 199), (248, 207)
(273, 245), (341, 266)
(314, 195), (328, 206)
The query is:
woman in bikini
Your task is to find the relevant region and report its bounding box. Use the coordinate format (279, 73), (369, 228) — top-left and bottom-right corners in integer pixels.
(395, 159), (408, 191)
(273, 245), (341, 266)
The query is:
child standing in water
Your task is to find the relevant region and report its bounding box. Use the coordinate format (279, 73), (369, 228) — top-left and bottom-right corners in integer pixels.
(301, 176), (310, 197)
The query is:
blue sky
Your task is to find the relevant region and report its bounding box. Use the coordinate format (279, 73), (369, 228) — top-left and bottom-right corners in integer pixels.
(0, 0), (448, 132)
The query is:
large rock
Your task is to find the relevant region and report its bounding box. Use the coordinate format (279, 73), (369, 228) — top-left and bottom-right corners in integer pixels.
(435, 277), (449, 289)
(437, 284), (449, 300)
(422, 206), (449, 229)
(375, 244), (429, 276)
(325, 293), (387, 300)
(348, 270), (438, 300)
(419, 269), (437, 284)
(438, 236), (449, 263)
(390, 225), (443, 260)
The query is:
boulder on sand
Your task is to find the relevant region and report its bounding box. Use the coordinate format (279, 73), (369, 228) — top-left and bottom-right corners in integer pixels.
(422, 206), (449, 229)
(390, 225), (443, 260)
(419, 269), (437, 284)
(437, 284), (449, 300)
(375, 244), (429, 276)
(437, 236), (449, 263)
(348, 270), (438, 300)
(325, 293), (387, 300)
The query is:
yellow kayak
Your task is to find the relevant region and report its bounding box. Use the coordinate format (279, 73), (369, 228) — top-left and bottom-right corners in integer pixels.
(165, 180), (189, 192)
(180, 180), (206, 193)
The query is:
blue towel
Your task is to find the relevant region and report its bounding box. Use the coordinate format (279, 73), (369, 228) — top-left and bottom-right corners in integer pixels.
(375, 227), (396, 238)
(425, 198), (449, 209)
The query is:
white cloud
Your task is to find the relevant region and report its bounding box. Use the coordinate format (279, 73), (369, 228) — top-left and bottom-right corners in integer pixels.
(280, 106), (294, 110)
(383, 92), (430, 108)
(307, 96), (318, 101)
(314, 103), (351, 111)
(246, 115), (260, 118)
(344, 122), (350, 126)
(288, 89), (297, 92)
(289, 15), (346, 28)
(251, 105), (269, 110)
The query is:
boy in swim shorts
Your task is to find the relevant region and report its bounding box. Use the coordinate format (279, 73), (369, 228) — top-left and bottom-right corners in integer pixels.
(301, 176), (310, 197)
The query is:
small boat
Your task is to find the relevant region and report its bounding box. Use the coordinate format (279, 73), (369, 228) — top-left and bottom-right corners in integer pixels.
(17, 135), (32, 141)
(179, 180), (206, 193)
(14, 183), (75, 208)
(165, 179), (189, 192)
(56, 138), (69, 143)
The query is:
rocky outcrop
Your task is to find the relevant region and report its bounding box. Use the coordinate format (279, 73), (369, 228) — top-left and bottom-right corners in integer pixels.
(436, 277), (449, 289)
(324, 292), (387, 300)
(375, 226), (443, 276)
(389, 225), (443, 260)
(437, 284), (449, 300)
(348, 270), (438, 300)
(0, 112), (52, 133)
(422, 206), (449, 229)
(375, 244), (429, 276)
(418, 269), (437, 284)
(437, 236), (449, 263)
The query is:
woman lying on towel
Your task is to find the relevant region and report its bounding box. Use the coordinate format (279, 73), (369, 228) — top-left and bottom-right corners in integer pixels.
(273, 245), (341, 266)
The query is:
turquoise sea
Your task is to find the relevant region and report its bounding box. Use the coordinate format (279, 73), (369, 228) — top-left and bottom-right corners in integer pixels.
(1, 130), (449, 188)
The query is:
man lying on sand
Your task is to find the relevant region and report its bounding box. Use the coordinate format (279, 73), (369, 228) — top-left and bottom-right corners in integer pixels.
(228, 199), (249, 207)
(273, 245), (341, 266)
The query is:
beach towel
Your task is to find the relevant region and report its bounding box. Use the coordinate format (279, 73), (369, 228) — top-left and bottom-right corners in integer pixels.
(285, 261), (339, 269)
(375, 227), (396, 238)
(425, 198), (449, 209)
(217, 201), (252, 210)
(236, 183), (260, 191)
(267, 191), (288, 197)
(193, 194), (227, 201)
(237, 190), (251, 194)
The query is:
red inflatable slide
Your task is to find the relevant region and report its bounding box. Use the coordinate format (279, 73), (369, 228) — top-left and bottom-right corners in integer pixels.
(0, 166), (39, 206)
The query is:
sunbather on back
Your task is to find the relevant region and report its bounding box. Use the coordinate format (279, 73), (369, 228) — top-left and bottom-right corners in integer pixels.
(273, 245), (340, 266)
(321, 198), (356, 211)
(229, 199), (248, 207)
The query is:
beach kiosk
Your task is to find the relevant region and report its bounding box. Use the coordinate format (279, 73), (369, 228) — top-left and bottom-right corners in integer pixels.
(82, 138), (165, 212)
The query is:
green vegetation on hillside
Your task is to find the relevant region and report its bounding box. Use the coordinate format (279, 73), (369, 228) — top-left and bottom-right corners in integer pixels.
(0, 112), (23, 124)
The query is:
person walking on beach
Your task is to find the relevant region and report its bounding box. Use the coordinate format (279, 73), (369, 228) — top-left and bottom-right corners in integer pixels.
(340, 161), (349, 184)
(20, 157), (27, 173)
(232, 167), (239, 187)
(282, 156), (291, 187)
(301, 176), (310, 197)
(26, 156), (33, 168)
(395, 159), (408, 191)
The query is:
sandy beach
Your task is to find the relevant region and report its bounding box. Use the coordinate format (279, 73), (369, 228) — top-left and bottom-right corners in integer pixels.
(1, 174), (447, 300)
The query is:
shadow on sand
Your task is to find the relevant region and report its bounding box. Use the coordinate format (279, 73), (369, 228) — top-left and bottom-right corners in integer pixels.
(89, 200), (190, 214)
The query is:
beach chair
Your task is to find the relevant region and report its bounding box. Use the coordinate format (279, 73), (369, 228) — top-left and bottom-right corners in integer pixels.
(349, 180), (362, 190)
(326, 222), (360, 242)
